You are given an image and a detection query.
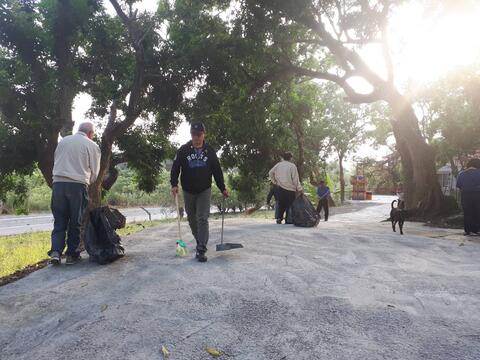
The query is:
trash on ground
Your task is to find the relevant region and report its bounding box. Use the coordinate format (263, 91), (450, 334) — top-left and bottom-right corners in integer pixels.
(161, 345), (170, 358)
(206, 347), (221, 357)
(176, 240), (189, 257)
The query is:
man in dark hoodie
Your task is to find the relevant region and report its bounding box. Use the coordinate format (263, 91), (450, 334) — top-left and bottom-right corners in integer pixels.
(171, 123), (228, 262)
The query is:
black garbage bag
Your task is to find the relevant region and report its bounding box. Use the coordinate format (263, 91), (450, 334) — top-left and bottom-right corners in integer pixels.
(84, 207), (126, 264)
(290, 194), (320, 227)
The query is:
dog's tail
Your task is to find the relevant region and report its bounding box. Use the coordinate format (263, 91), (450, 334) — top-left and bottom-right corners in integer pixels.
(391, 200), (398, 209)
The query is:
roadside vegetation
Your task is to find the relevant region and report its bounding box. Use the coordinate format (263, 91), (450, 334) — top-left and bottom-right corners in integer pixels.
(0, 163), (353, 215)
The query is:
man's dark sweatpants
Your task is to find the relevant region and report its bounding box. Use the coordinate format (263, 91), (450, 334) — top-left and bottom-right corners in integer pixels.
(50, 182), (88, 257)
(274, 200), (280, 220)
(277, 187), (296, 222)
(183, 188), (211, 253)
(316, 198), (329, 220)
(461, 191), (480, 233)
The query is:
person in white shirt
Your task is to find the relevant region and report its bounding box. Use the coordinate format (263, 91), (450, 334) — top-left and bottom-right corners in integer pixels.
(49, 122), (101, 265)
(268, 152), (303, 224)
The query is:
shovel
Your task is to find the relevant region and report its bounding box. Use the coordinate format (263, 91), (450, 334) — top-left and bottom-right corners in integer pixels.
(216, 197), (244, 252)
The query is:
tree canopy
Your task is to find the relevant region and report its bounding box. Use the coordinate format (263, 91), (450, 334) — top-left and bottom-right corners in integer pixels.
(0, 0), (478, 214)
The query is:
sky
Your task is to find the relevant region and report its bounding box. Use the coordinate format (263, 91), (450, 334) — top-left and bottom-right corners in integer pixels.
(72, 0), (480, 169)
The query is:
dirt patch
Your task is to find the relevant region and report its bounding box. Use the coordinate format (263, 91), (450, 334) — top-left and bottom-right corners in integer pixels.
(424, 213), (464, 229)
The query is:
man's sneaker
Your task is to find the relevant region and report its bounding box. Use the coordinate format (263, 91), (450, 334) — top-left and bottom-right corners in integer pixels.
(50, 251), (61, 265)
(276, 219), (282, 224)
(65, 255), (82, 265)
(464, 232), (471, 236)
(196, 251), (207, 263)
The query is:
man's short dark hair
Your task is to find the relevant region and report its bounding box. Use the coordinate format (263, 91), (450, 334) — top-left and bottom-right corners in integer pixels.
(467, 158), (480, 169)
(282, 152), (293, 161)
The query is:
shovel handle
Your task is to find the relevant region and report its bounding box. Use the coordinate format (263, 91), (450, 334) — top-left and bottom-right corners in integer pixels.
(221, 197), (225, 245)
(175, 193), (181, 241)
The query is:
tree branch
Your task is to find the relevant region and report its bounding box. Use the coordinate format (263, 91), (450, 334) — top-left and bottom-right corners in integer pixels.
(109, 0), (140, 50)
(320, 3), (341, 40)
(109, 0), (130, 26)
(295, 38), (381, 46)
(249, 63), (383, 104)
(106, 100), (117, 129)
(248, 66), (296, 96)
(298, 14), (386, 90)
(108, 0), (147, 137)
(288, 65), (383, 104)
(380, 2), (394, 85)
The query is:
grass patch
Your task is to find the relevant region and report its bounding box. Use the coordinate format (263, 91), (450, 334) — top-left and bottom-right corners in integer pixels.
(0, 219), (173, 279)
(0, 231), (51, 278)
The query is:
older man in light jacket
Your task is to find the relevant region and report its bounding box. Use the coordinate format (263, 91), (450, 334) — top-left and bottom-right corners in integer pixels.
(268, 152), (303, 224)
(49, 122), (101, 265)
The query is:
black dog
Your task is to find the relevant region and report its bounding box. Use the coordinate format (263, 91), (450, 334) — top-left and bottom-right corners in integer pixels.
(389, 200), (407, 235)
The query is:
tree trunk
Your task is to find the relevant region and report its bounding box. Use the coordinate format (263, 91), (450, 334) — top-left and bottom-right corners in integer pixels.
(338, 152), (345, 204)
(88, 134), (115, 209)
(35, 0), (78, 187)
(291, 117), (305, 181)
(386, 90), (444, 215)
(36, 128), (61, 188)
(54, 0), (76, 137)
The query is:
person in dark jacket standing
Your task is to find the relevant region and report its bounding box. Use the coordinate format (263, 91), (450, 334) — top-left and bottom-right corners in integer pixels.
(170, 123), (228, 262)
(456, 158), (480, 236)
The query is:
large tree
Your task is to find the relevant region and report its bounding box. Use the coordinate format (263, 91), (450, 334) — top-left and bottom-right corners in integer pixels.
(0, 0), (192, 207)
(0, 0), (101, 185)
(84, 0), (185, 206)
(231, 0), (445, 214)
(167, 1), (333, 199)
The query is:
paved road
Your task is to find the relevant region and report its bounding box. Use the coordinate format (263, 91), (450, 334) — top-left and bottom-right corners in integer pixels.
(0, 207), (176, 236)
(0, 195), (388, 236)
(1, 196), (479, 359)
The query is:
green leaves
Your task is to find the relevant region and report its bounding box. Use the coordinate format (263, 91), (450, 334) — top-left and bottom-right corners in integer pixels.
(416, 66), (480, 166)
(117, 126), (173, 193)
(0, 0), (100, 184)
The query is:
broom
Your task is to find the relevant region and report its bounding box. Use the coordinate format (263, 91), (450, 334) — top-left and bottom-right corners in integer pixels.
(175, 193), (189, 257)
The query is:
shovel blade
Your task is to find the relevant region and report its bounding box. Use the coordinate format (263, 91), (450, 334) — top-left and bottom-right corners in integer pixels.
(216, 243), (244, 251)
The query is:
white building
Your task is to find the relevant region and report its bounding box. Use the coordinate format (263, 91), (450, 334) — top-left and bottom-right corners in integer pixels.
(437, 164), (456, 195)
